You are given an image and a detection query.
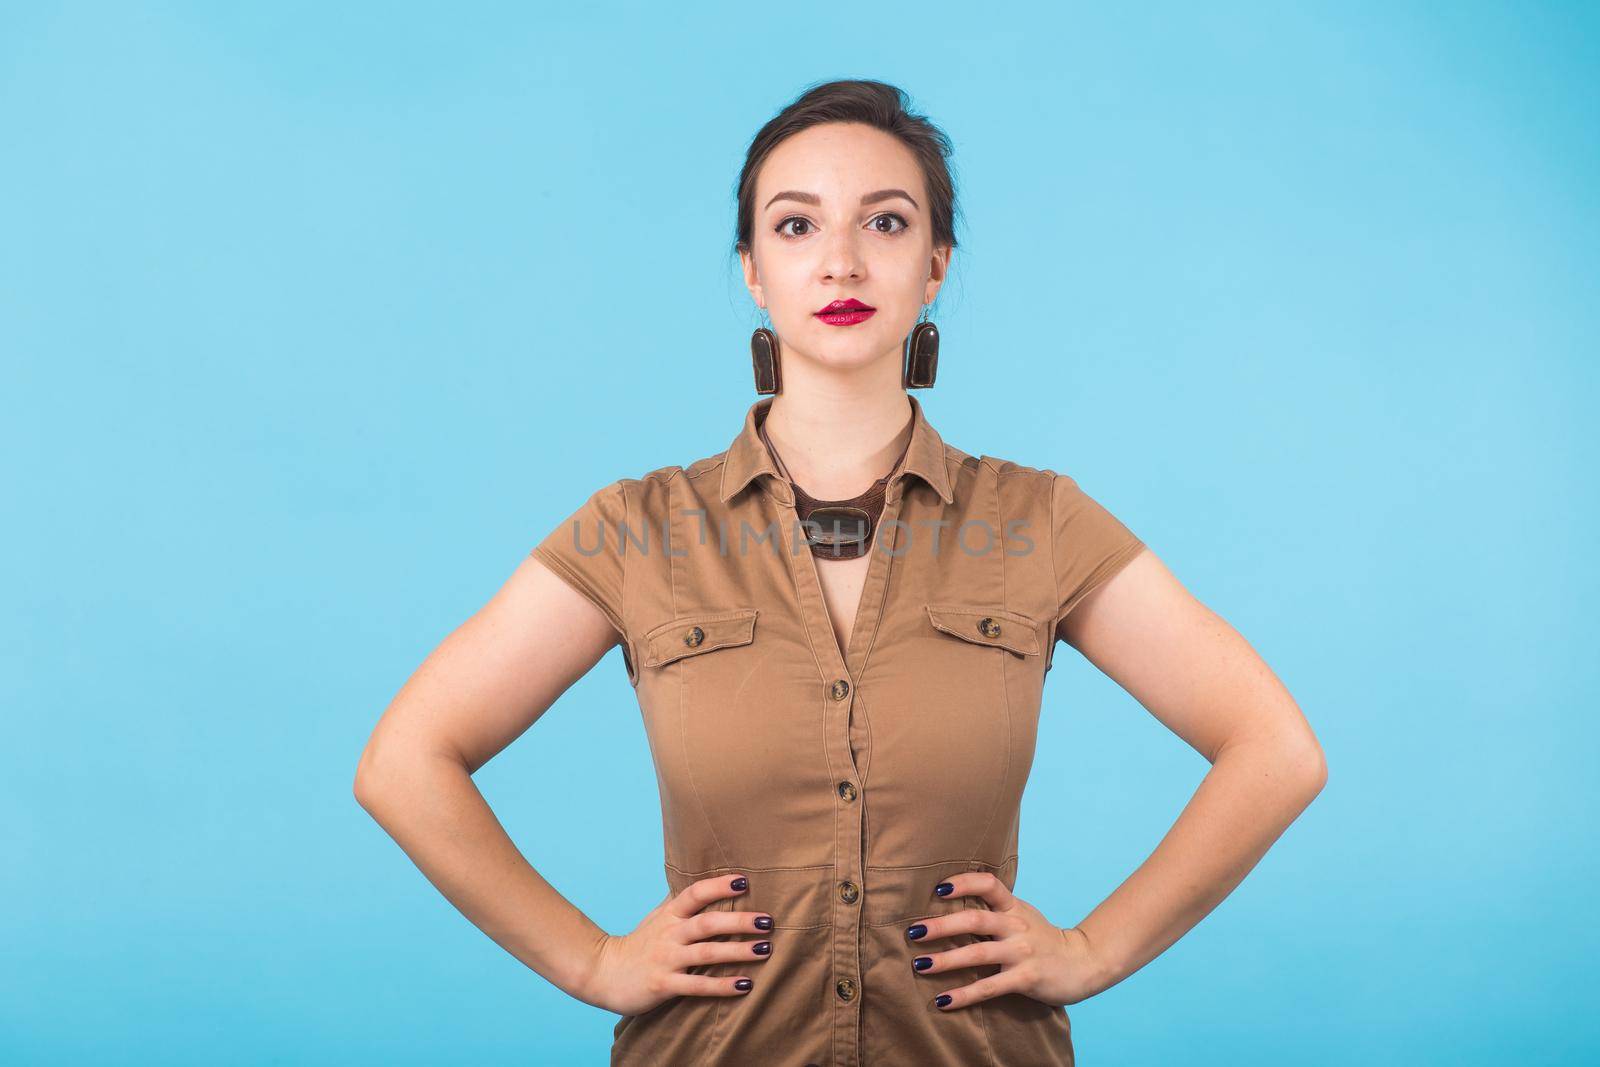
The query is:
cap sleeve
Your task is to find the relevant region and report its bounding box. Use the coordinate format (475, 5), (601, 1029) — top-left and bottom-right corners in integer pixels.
(530, 479), (630, 640)
(1050, 472), (1145, 629)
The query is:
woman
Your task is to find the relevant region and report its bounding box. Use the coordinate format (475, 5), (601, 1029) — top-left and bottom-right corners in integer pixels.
(354, 79), (1327, 1066)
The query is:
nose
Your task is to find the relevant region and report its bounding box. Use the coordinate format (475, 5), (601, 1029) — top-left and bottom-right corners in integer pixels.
(817, 226), (865, 283)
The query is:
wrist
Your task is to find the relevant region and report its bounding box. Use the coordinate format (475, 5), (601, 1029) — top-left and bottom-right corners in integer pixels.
(1057, 924), (1122, 1000)
(569, 930), (615, 1009)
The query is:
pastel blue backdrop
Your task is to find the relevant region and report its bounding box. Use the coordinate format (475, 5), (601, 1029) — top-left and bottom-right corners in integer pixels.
(4, 2), (1595, 1064)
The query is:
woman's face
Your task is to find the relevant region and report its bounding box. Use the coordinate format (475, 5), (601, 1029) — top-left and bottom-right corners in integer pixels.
(740, 122), (951, 381)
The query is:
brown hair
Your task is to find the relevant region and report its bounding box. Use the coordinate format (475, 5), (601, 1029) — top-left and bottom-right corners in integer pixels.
(733, 79), (962, 258)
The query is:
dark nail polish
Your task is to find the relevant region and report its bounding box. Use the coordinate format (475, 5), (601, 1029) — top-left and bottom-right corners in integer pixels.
(731, 876), (748, 892)
(906, 923), (927, 941)
(735, 977), (754, 992)
(935, 993), (952, 1008)
(934, 882), (954, 897)
(754, 941), (771, 955)
(913, 956), (933, 971)
(755, 915), (773, 931)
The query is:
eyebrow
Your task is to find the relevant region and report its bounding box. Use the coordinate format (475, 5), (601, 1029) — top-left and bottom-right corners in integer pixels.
(762, 188), (920, 211)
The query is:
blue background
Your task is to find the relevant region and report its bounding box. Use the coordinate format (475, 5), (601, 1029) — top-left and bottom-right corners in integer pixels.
(4, 2), (1595, 1063)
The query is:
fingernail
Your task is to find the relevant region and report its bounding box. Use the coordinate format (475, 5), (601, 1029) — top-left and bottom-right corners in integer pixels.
(935, 993), (952, 1008)
(754, 915), (773, 931)
(731, 876), (748, 892)
(754, 941), (771, 955)
(934, 882), (953, 896)
(913, 956), (933, 971)
(906, 923), (927, 941)
(735, 978), (754, 992)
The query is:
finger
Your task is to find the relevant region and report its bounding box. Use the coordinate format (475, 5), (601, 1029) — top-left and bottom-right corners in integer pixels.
(906, 908), (1008, 944)
(675, 937), (774, 968)
(666, 873), (748, 920)
(663, 972), (756, 998)
(934, 871), (1016, 912)
(934, 971), (1017, 1011)
(912, 938), (1016, 974)
(675, 909), (775, 943)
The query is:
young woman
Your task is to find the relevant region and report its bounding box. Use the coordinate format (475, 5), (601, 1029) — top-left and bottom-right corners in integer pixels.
(354, 79), (1327, 1066)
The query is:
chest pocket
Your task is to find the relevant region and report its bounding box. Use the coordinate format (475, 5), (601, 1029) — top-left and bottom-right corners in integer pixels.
(924, 604), (1041, 657)
(641, 608), (759, 668)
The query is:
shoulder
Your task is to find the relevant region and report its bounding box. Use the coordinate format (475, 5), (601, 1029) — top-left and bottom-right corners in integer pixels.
(974, 454), (1059, 481)
(597, 451), (727, 517)
(966, 453), (1066, 502)
(957, 453), (1132, 531)
(971, 453), (1114, 499)
(682, 451), (727, 487)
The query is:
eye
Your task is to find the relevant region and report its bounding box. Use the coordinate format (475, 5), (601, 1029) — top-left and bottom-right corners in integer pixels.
(775, 216), (814, 239)
(869, 212), (909, 234)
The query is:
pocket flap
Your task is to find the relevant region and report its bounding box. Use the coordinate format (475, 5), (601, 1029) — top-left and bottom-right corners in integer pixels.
(924, 604), (1040, 657)
(642, 608), (759, 668)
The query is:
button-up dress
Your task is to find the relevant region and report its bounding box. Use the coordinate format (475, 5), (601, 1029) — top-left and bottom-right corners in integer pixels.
(531, 395), (1146, 1066)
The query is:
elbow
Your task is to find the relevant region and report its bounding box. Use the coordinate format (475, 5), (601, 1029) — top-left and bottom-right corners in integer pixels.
(353, 734), (464, 816)
(1288, 737), (1328, 804)
(352, 757), (376, 814)
(352, 744), (393, 816)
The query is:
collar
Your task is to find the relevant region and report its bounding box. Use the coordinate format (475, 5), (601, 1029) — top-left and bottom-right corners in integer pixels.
(717, 394), (955, 506)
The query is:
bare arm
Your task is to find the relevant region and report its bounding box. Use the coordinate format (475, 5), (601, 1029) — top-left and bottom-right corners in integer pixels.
(1057, 547), (1327, 994)
(352, 553), (622, 1006)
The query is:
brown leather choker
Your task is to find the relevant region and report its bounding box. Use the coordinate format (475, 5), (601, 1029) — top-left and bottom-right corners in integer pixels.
(757, 411), (908, 562)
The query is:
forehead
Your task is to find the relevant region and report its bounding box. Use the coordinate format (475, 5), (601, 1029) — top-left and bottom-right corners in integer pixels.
(756, 122), (927, 205)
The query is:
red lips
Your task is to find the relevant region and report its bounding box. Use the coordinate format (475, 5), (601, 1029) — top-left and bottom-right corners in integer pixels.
(813, 298), (877, 326)
(815, 298), (875, 314)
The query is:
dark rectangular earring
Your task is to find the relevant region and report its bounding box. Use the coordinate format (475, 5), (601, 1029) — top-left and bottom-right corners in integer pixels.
(903, 321), (938, 389)
(751, 327), (781, 394)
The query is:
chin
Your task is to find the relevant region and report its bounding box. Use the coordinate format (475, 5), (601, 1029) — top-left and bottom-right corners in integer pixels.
(804, 326), (896, 367)
(806, 348), (887, 375)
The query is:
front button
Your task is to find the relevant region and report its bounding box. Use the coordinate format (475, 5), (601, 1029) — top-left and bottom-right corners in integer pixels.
(839, 880), (859, 904)
(837, 780), (857, 802)
(831, 678), (850, 701)
(978, 617), (1001, 638)
(835, 976), (857, 1002)
(684, 626), (704, 647)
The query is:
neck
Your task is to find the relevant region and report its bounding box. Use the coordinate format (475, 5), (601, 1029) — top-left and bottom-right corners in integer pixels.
(762, 385), (915, 502)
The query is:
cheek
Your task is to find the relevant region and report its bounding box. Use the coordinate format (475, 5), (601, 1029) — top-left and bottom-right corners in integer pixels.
(871, 253), (935, 309)
(755, 254), (813, 310)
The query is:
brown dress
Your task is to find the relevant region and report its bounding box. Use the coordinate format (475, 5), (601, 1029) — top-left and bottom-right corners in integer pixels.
(531, 394), (1146, 1066)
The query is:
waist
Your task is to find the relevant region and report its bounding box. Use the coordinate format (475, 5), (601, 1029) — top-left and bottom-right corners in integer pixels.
(661, 854), (1020, 929)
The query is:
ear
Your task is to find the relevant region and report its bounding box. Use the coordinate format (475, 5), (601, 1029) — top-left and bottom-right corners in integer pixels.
(738, 244), (765, 309)
(924, 243), (953, 304)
